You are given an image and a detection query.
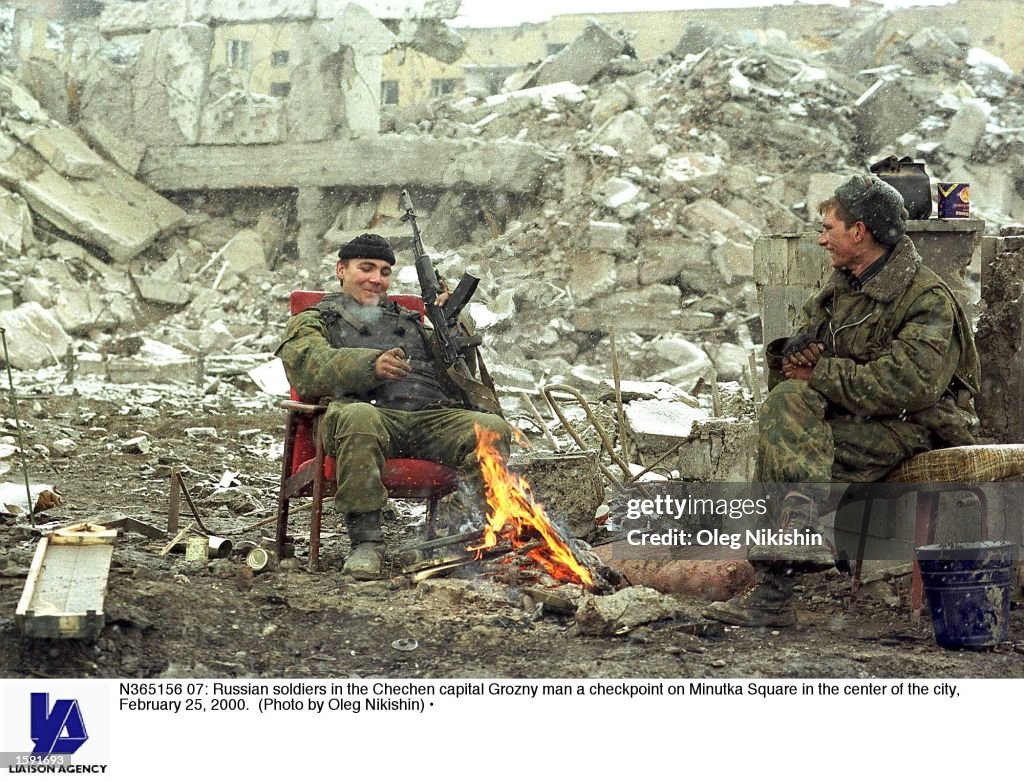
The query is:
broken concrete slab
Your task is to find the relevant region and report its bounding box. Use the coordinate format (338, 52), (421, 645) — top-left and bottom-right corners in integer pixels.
(80, 118), (147, 176)
(134, 24), (213, 146)
(567, 251), (617, 303)
(399, 18), (464, 64)
(98, 0), (191, 34)
(594, 110), (656, 156)
(217, 229), (268, 281)
(527, 18), (630, 88)
(943, 100), (991, 155)
(637, 238), (711, 288)
(680, 198), (758, 242)
(625, 400), (710, 451)
(0, 187), (33, 252)
(18, 125), (106, 180)
(852, 78), (923, 155)
(135, 276), (194, 307)
(200, 90), (285, 145)
(0, 302), (71, 369)
(140, 137), (550, 193)
(576, 585), (682, 636)
(588, 220), (632, 256)
(0, 120), (186, 262)
(106, 339), (193, 384)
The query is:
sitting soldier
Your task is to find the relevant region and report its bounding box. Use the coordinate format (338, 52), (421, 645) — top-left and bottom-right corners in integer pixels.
(276, 233), (512, 579)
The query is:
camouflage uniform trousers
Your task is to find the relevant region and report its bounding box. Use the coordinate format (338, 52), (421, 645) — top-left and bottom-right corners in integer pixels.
(320, 401), (511, 540)
(756, 379), (933, 509)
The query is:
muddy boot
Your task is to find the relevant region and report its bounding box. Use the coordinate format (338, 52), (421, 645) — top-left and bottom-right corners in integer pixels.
(703, 570), (797, 627)
(343, 542), (384, 580)
(343, 511), (384, 580)
(747, 492), (835, 574)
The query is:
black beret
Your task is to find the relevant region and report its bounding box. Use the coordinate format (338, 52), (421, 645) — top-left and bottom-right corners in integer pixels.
(338, 233), (396, 265)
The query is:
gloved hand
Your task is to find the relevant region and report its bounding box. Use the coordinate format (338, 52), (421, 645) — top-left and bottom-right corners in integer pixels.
(781, 333), (824, 358)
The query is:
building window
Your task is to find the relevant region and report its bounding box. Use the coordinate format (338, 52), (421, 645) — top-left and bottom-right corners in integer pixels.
(270, 82), (291, 97)
(546, 43), (567, 56)
(226, 39), (252, 71)
(271, 49), (290, 67)
(381, 80), (399, 106)
(430, 78), (458, 98)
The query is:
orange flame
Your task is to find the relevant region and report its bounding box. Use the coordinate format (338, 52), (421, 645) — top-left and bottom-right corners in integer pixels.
(472, 423), (594, 588)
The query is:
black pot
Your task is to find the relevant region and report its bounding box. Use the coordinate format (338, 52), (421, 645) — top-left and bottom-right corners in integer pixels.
(869, 156), (932, 219)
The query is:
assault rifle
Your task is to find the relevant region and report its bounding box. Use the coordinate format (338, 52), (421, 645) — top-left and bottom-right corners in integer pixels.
(399, 190), (503, 416)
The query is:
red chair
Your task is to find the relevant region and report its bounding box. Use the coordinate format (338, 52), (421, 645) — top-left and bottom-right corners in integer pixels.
(275, 290), (458, 568)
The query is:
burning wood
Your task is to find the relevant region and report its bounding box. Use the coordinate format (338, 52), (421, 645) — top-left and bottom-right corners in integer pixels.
(471, 423), (612, 593)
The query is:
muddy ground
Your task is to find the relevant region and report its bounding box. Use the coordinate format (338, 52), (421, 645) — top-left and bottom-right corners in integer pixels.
(1, 387), (1022, 680)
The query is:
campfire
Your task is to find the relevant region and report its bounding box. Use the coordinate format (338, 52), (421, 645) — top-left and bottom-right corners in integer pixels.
(397, 425), (613, 593)
(470, 424), (595, 588)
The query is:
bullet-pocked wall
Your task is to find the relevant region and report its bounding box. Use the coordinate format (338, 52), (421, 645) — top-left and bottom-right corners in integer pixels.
(207, 22), (297, 98)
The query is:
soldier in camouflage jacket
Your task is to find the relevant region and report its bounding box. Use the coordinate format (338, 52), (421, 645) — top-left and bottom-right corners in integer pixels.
(706, 175), (980, 627)
(276, 234), (511, 578)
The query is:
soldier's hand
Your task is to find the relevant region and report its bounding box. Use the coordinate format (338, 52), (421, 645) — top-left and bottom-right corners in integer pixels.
(374, 347), (411, 381)
(786, 341), (826, 368)
(781, 356), (815, 381)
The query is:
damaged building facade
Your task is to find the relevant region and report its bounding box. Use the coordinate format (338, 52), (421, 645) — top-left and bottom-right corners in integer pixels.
(2, 0), (1024, 513)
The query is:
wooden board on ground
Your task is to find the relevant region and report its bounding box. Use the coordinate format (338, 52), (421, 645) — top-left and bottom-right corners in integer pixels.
(15, 523), (116, 640)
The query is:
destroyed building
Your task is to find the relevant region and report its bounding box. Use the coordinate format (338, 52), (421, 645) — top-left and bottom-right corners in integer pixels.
(0, 1), (1023, 676)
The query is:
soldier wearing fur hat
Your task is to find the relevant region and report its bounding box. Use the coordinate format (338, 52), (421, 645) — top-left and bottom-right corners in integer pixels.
(276, 233), (511, 580)
(705, 175), (980, 628)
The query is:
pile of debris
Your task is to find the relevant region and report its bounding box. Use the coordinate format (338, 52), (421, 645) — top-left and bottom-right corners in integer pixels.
(2, 10), (1024, 494)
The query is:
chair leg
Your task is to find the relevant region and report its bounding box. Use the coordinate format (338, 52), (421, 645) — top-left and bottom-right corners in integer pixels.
(911, 491), (941, 623)
(310, 420), (326, 571)
(426, 497), (439, 540)
(276, 412), (298, 561)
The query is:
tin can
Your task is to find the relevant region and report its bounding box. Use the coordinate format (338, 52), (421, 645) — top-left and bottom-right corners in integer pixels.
(246, 547), (276, 572)
(937, 182), (970, 218)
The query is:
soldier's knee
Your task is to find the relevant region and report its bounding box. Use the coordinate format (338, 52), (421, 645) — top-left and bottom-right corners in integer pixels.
(330, 402), (385, 438)
(761, 380), (827, 423)
(474, 413), (512, 455)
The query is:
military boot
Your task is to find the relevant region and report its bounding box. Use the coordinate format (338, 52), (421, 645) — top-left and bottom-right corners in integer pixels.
(747, 492), (835, 574)
(703, 570), (797, 627)
(343, 511), (384, 580)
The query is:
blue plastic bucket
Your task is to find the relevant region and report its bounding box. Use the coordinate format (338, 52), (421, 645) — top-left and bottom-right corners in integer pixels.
(916, 541), (1016, 648)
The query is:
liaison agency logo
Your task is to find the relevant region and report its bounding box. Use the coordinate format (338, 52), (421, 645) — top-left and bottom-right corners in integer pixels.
(2, 683), (110, 775)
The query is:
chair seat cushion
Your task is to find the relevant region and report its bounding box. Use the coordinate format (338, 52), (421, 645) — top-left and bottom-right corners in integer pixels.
(293, 456), (458, 497)
(885, 444), (1024, 483)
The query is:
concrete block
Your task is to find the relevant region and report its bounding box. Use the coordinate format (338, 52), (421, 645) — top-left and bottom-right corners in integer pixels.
(135, 276), (193, 307)
(576, 586), (681, 636)
(567, 251), (616, 304)
(98, 0), (190, 33)
(106, 339), (192, 383)
(0, 187), (33, 252)
(24, 127), (106, 179)
(0, 302), (71, 369)
(593, 177), (640, 210)
(852, 78), (923, 155)
(637, 237), (711, 288)
(219, 229), (268, 279)
(399, 18), (464, 64)
(528, 18), (628, 88)
(594, 110), (655, 156)
(680, 198), (757, 242)
(134, 24), (213, 146)
(661, 153), (725, 192)
(711, 239), (754, 284)
(195, 0), (315, 22)
(672, 418), (758, 482)
(625, 400), (709, 451)
(507, 450), (604, 539)
(588, 221), (631, 256)
(943, 100), (990, 156)
(710, 342), (751, 383)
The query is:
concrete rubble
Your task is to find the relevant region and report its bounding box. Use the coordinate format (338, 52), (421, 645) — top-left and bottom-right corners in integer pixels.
(1, 2), (1023, 515)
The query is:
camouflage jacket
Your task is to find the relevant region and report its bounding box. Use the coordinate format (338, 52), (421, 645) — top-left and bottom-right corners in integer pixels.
(766, 236), (980, 446)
